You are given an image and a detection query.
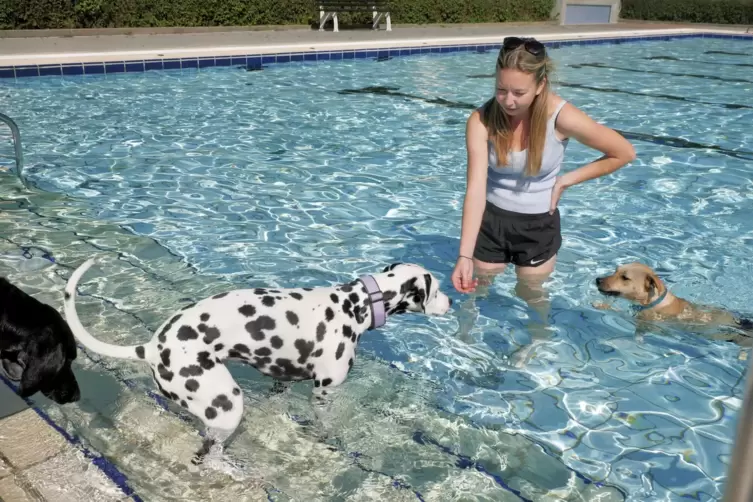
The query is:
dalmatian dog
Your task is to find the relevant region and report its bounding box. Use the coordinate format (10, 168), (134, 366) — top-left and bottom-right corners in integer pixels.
(63, 258), (451, 463)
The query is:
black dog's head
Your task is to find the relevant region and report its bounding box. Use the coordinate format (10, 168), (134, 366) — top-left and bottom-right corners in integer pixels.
(0, 278), (81, 405)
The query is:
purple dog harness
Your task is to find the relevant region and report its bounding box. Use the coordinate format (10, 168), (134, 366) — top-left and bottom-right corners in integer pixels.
(358, 275), (386, 329)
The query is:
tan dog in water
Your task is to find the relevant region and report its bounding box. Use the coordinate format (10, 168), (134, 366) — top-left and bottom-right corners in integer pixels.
(594, 262), (753, 348)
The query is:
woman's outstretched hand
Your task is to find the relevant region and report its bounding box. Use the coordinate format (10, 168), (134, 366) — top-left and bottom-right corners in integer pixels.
(451, 256), (478, 293)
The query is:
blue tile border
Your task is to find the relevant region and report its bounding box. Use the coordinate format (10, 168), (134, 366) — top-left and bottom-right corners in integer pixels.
(1, 32), (751, 79)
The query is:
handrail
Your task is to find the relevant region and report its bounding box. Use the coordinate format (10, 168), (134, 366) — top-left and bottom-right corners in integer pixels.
(0, 112), (26, 188)
(722, 352), (753, 502)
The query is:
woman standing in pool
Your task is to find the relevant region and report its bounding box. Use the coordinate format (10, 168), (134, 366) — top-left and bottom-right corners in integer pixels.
(451, 37), (635, 318)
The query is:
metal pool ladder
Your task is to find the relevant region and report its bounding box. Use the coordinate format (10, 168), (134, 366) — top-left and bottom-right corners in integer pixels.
(723, 352), (753, 502)
(0, 112), (26, 188)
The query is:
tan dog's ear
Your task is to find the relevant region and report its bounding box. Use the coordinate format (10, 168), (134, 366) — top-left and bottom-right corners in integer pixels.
(644, 274), (658, 299)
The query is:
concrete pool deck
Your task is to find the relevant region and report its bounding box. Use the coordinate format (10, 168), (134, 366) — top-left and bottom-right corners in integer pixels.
(0, 20), (751, 67)
(0, 18), (752, 501)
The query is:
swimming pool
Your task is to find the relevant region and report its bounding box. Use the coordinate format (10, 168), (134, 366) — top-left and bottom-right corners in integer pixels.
(1, 33), (752, 501)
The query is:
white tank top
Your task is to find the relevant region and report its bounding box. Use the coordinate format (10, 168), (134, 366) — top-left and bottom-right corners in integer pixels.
(485, 100), (569, 214)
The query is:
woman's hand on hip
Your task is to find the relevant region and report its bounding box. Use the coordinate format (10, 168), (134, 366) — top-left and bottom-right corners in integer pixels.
(549, 176), (568, 214)
(452, 256), (478, 294)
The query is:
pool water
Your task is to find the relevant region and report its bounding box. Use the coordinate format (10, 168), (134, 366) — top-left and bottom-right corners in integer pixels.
(1, 35), (752, 501)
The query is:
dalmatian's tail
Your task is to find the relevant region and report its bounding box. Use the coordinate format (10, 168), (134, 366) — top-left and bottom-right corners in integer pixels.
(63, 258), (146, 361)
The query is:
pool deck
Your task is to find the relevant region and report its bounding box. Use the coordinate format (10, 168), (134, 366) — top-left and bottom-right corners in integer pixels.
(0, 18), (752, 502)
(0, 20), (751, 67)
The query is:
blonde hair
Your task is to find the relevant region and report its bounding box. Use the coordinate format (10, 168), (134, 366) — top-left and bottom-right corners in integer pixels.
(481, 43), (554, 177)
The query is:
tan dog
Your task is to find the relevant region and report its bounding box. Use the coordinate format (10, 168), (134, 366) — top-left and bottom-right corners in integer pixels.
(594, 262), (753, 347)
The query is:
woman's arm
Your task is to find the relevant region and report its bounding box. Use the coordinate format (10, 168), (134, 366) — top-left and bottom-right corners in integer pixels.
(555, 102), (636, 187)
(458, 109), (490, 259)
(549, 102), (636, 213)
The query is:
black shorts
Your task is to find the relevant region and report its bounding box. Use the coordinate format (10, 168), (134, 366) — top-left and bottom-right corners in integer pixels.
(473, 201), (562, 267)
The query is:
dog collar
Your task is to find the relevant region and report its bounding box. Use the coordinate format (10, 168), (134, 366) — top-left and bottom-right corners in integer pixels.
(632, 288), (668, 312)
(358, 275), (386, 329)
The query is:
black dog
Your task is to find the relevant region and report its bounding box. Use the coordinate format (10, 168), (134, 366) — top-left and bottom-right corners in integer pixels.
(0, 276), (80, 404)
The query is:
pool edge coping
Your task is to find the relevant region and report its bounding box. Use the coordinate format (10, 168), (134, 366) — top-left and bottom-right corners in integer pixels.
(1, 27), (751, 78)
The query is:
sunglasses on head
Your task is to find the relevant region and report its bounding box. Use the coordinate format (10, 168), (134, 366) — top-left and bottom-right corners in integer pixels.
(501, 36), (546, 58)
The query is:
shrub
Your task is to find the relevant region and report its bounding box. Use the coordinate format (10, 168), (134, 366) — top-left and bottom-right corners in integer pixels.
(621, 0), (753, 25)
(0, 0), (556, 30)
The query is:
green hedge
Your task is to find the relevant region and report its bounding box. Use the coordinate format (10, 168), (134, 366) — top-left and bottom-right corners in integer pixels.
(621, 0), (753, 25)
(0, 0), (554, 30)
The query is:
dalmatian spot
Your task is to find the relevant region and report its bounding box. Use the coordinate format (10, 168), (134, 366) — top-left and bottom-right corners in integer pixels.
(349, 293), (359, 304)
(262, 296), (276, 307)
(179, 365), (203, 377)
(160, 348), (171, 368)
(158, 344), (163, 350)
(388, 273), (395, 277)
(212, 394), (233, 412)
(313, 348), (323, 358)
(204, 329), (221, 344)
(275, 358), (311, 380)
(135, 346), (145, 359)
(330, 293), (339, 304)
(316, 322), (326, 342)
(233, 388), (241, 396)
(254, 288), (267, 295)
(180, 302), (196, 311)
(177, 325), (199, 341)
(205, 407), (218, 419)
(303, 287), (314, 292)
(343, 325), (353, 339)
(185, 379), (200, 392)
(157, 385), (170, 399)
(322, 378), (333, 387)
(294, 339), (315, 364)
(198, 351), (215, 370)
(343, 300), (353, 318)
(314, 380), (321, 387)
(290, 292), (303, 300)
(341, 284), (353, 293)
(238, 305), (256, 317)
(325, 307), (335, 322)
(270, 336), (283, 349)
(214, 343), (224, 351)
(390, 300), (410, 315)
(255, 347), (272, 356)
(286, 311), (299, 326)
(355, 306), (368, 325)
(348, 358), (354, 370)
(351, 332), (357, 343)
(307, 363), (315, 371)
(231, 344), (249, 355)
(200, 313), (210, 322)
(168, 391), (179, 401)
(253, 356), (272, 368)
(157, 363), (174, 382)
(383, 291), (397, 304)
(335, 342), (345, 360)
(213, 292), (228, 299)
(158, 313), (182, 343)
(198, 323), (222, 344)
(245, 315), (276, 341)
(180, 400), (188, 408)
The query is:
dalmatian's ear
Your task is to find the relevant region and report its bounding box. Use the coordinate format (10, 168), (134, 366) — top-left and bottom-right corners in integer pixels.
(423, 274), (433, 302)
(382, 263), (404, 273)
